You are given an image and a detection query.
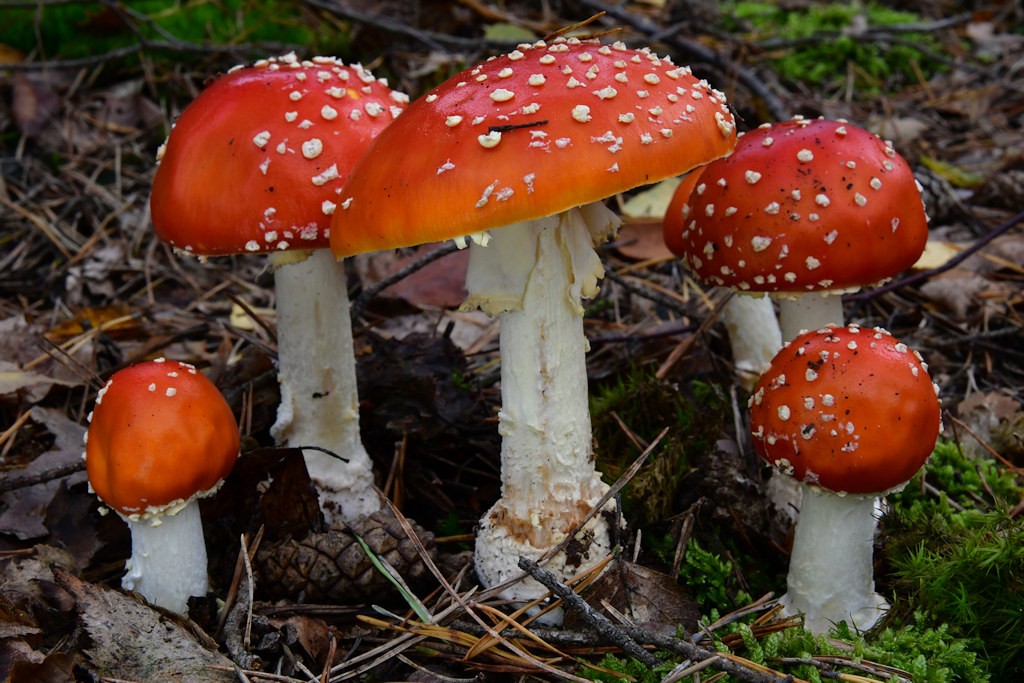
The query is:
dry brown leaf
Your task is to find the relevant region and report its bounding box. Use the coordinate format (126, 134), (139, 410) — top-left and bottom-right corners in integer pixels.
(918, 268), (1003, 319)
(611, 220), (676, 261)
(0, 362), (81, 402)
(357, 245), (470, 309)
(10, 73), (62, 138)
(53, 567), (236, 683)
(0, 545), (76, 617)
(568, 558), (700, 637)
(267, 613), (333, 662)
(6, 651), (82, 683)
(0, 408), (87, 540)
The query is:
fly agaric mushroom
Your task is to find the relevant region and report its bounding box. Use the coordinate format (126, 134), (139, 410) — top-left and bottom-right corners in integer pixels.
(150, 53), (408, 525)
(330, 36), (737, 616)
(84, 359), (240, 613)
(749, 325), (940, 633)
(675, 116), (930, 519)
(663, 168), (782, 387)
(675, 116), (929, 341)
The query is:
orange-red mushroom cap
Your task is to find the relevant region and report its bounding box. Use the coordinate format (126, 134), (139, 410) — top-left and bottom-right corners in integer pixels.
(662, 167), (706, 257)
(85, 359), (240, 517)
(677, 118), (929, 293)
(749, 325), (941, 495)
(150, 53), (408, 256)
(330, 37), (738, 257)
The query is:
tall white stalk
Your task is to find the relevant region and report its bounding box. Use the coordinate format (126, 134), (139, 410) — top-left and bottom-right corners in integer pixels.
(780, 486), (888, 633)
(466, 204), (619, 619)
(271, 249), (378, 525)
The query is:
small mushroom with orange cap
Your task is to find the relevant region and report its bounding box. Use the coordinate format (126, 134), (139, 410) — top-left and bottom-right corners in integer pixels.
(330, 36), (737, 619)
(749, 325), (941, 633)
(150, 53), (409, 525)
(84, 359), (240, 613)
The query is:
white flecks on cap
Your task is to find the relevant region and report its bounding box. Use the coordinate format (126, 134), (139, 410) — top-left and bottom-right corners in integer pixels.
(478, 131), (502, 148)
(310, 164), (339, 186)
(571, 104), (592, 122)
(490, 88), (515, 102)
(301, 139), (324, 159)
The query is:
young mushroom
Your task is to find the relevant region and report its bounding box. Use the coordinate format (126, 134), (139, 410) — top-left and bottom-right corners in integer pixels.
(749, 325), (941, 633)
(330, 37), (737, 617)
(150, 53), (408, 525)
(663, 169), (782, 388)
(84, 359), (240, 613)
(675, 116), (929, 340)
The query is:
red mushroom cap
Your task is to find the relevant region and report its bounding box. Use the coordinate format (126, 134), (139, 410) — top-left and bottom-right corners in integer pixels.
(749, 325), (940, 495)
(676, 117), (929, 293)
(662, 166), (706, 257)
(150, 53), (408, 256)
(330, 37), (737, 257)
(85, 359), (240, 517)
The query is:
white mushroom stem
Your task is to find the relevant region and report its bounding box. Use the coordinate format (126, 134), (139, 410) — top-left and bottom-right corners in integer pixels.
(779, 485), (888, 634)
(270, 249), (378, 526)
(121, 500), (209, 613)
(465, 203), (620, 621)
(778, 293), (845, 341)
(770, 293), (845, 521)
(719, 294), (781, 389)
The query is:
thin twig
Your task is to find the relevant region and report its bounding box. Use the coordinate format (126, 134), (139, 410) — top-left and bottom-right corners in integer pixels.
(519, 558), (797, 683)
(350, 242), (461, 319)
(847, 208), (1024, 302)
(0, 460), (85, 494)
(518, 557), (662, 667)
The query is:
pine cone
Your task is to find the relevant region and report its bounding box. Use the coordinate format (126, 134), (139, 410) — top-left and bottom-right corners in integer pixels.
(914, 165), (968, 225)
(975, 169), (1024, 211)
(256, 510), (436, 603)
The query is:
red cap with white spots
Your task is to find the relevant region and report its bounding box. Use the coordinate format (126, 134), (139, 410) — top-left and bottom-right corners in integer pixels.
(749, 325), (941, 495)
(330, 36), (737, 257)
(85, 359), (240, 518)
(675, 117), (929, 293)
(151, 53), (408, 256)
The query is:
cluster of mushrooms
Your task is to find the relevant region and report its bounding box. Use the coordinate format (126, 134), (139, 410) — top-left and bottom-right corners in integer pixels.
(84, 39), (941, 636)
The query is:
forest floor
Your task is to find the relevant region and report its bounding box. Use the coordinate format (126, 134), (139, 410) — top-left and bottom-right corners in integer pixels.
(0, 1), (1022, 681)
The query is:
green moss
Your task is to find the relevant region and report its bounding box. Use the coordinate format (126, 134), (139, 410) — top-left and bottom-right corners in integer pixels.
(580, 611), (987, 682)
(878, 440), (1024, 679)
(759, 614), (989, 681)
(646, 535), (752, 612)
(883, 507), (1024, 678)
(722, 1), (947, 93)
(2, 1), (348, 64)
(891, 440), (1023, 510)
